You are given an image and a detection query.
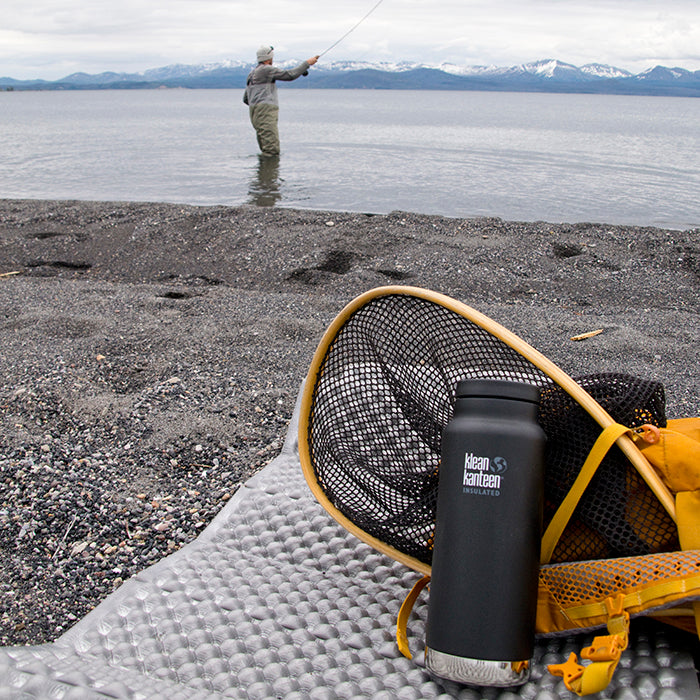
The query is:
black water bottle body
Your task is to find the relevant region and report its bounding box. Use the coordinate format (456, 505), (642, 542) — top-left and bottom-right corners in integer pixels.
(425, 380), (545, 687)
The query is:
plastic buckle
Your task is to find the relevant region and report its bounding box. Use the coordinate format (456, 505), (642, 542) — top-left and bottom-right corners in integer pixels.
(548, 652), (585, 687)
(603, 594), (630, 643)
(511, 660), (530, 674)
(581, 633), (626, 663)
(548, 597), (630, 695)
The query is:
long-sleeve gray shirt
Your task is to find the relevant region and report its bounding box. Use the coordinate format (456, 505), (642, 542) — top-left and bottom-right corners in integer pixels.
(244, 61), (310, 106)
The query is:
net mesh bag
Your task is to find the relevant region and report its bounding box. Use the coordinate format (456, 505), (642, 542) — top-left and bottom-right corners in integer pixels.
(541, 550), (700, 610)
(305, 292), (679, 567)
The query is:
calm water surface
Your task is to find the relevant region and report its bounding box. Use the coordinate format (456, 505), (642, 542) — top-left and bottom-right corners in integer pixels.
(1, 89), (698, 229)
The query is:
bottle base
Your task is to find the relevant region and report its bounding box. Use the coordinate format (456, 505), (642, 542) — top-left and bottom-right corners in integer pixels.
(425, 646), (530, 687)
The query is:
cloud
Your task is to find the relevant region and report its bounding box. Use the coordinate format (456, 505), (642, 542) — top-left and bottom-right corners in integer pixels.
(1, 0), (699, 80)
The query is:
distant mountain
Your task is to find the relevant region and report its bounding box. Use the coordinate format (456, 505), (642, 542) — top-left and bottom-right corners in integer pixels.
(580, 63), (633, 79)
(2, 59), (698, 96)
(636, 65), (698, 82)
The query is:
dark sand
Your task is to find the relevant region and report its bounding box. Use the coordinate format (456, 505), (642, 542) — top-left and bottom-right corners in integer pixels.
(0, 198), (698, 646)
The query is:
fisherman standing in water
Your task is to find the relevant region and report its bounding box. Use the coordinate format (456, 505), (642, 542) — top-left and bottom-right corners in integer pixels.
(244, 46), (319, 156)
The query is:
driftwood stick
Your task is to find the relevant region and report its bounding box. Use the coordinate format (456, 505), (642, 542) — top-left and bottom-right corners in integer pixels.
(570, 329), (604, 341)
(52, 514), (78, 559)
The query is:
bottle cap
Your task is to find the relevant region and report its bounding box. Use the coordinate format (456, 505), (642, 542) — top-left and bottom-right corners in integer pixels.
(455, 379), (540, 403)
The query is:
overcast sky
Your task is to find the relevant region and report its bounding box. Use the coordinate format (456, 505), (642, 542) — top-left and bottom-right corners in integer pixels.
(2, 0), (699, 80)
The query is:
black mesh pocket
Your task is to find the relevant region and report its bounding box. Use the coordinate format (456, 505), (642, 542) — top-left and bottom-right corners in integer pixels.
(305, 292), (678, 566)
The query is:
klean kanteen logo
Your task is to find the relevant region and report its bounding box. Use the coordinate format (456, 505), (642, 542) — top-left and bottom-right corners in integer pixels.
(462, 453), (507, 496)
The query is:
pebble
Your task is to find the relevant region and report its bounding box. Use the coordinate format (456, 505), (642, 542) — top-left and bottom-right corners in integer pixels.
(0, 357), (292, 647)
(1, 199), (698, 652)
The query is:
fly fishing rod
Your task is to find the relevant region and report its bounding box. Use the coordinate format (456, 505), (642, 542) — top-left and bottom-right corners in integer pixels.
(318, 0), (387, 58)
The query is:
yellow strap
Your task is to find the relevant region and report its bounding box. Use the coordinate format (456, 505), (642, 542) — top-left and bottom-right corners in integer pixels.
(549, 597), (629, 696)
(565, 571), (700, 621)
(554, 632), (627, 696)
(578, 659), (620, 696)
(548, 634), (627, 695)
(548, 654), (619, 696)
(675, 490), (700, 638)
(541, 423), (630, 564)
(396, 575), (430, 659)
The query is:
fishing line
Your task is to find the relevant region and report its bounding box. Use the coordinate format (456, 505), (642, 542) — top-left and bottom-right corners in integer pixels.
(318, 0), (387, 58)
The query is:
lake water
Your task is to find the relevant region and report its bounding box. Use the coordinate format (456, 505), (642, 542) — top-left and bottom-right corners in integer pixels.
(1, 88), (698, 229)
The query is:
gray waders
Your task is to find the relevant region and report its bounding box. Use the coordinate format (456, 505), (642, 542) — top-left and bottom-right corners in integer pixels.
(249, 103), (280, 156)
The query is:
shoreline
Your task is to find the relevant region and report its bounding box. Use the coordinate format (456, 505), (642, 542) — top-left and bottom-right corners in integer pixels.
(1, 198), (698, 646)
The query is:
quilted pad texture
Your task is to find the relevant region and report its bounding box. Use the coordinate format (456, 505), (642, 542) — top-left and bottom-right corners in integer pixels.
(1, 388), (698, 699)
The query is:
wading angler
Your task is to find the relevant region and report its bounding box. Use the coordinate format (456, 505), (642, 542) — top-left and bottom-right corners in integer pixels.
(243, 45), (319, 156)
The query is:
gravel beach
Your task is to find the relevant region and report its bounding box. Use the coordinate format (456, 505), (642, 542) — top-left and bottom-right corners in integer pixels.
(1, 198), (698, 648)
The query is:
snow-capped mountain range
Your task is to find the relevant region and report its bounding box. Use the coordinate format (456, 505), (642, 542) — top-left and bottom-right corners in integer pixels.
(2, 59), (699, 96)
(319, 58), (636, 79)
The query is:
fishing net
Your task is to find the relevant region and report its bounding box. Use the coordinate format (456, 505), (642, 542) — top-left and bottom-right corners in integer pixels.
(304, 292), (679, 567)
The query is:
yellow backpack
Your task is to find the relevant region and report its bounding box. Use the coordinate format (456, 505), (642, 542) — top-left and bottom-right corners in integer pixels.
(298, 286), (700, 696)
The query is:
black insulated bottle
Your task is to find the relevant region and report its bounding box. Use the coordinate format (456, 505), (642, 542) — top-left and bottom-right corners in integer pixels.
(425, 379), (545, 687)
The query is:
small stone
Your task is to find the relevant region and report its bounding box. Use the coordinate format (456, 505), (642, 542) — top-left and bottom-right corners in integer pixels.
(71, 542), (89, 556)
